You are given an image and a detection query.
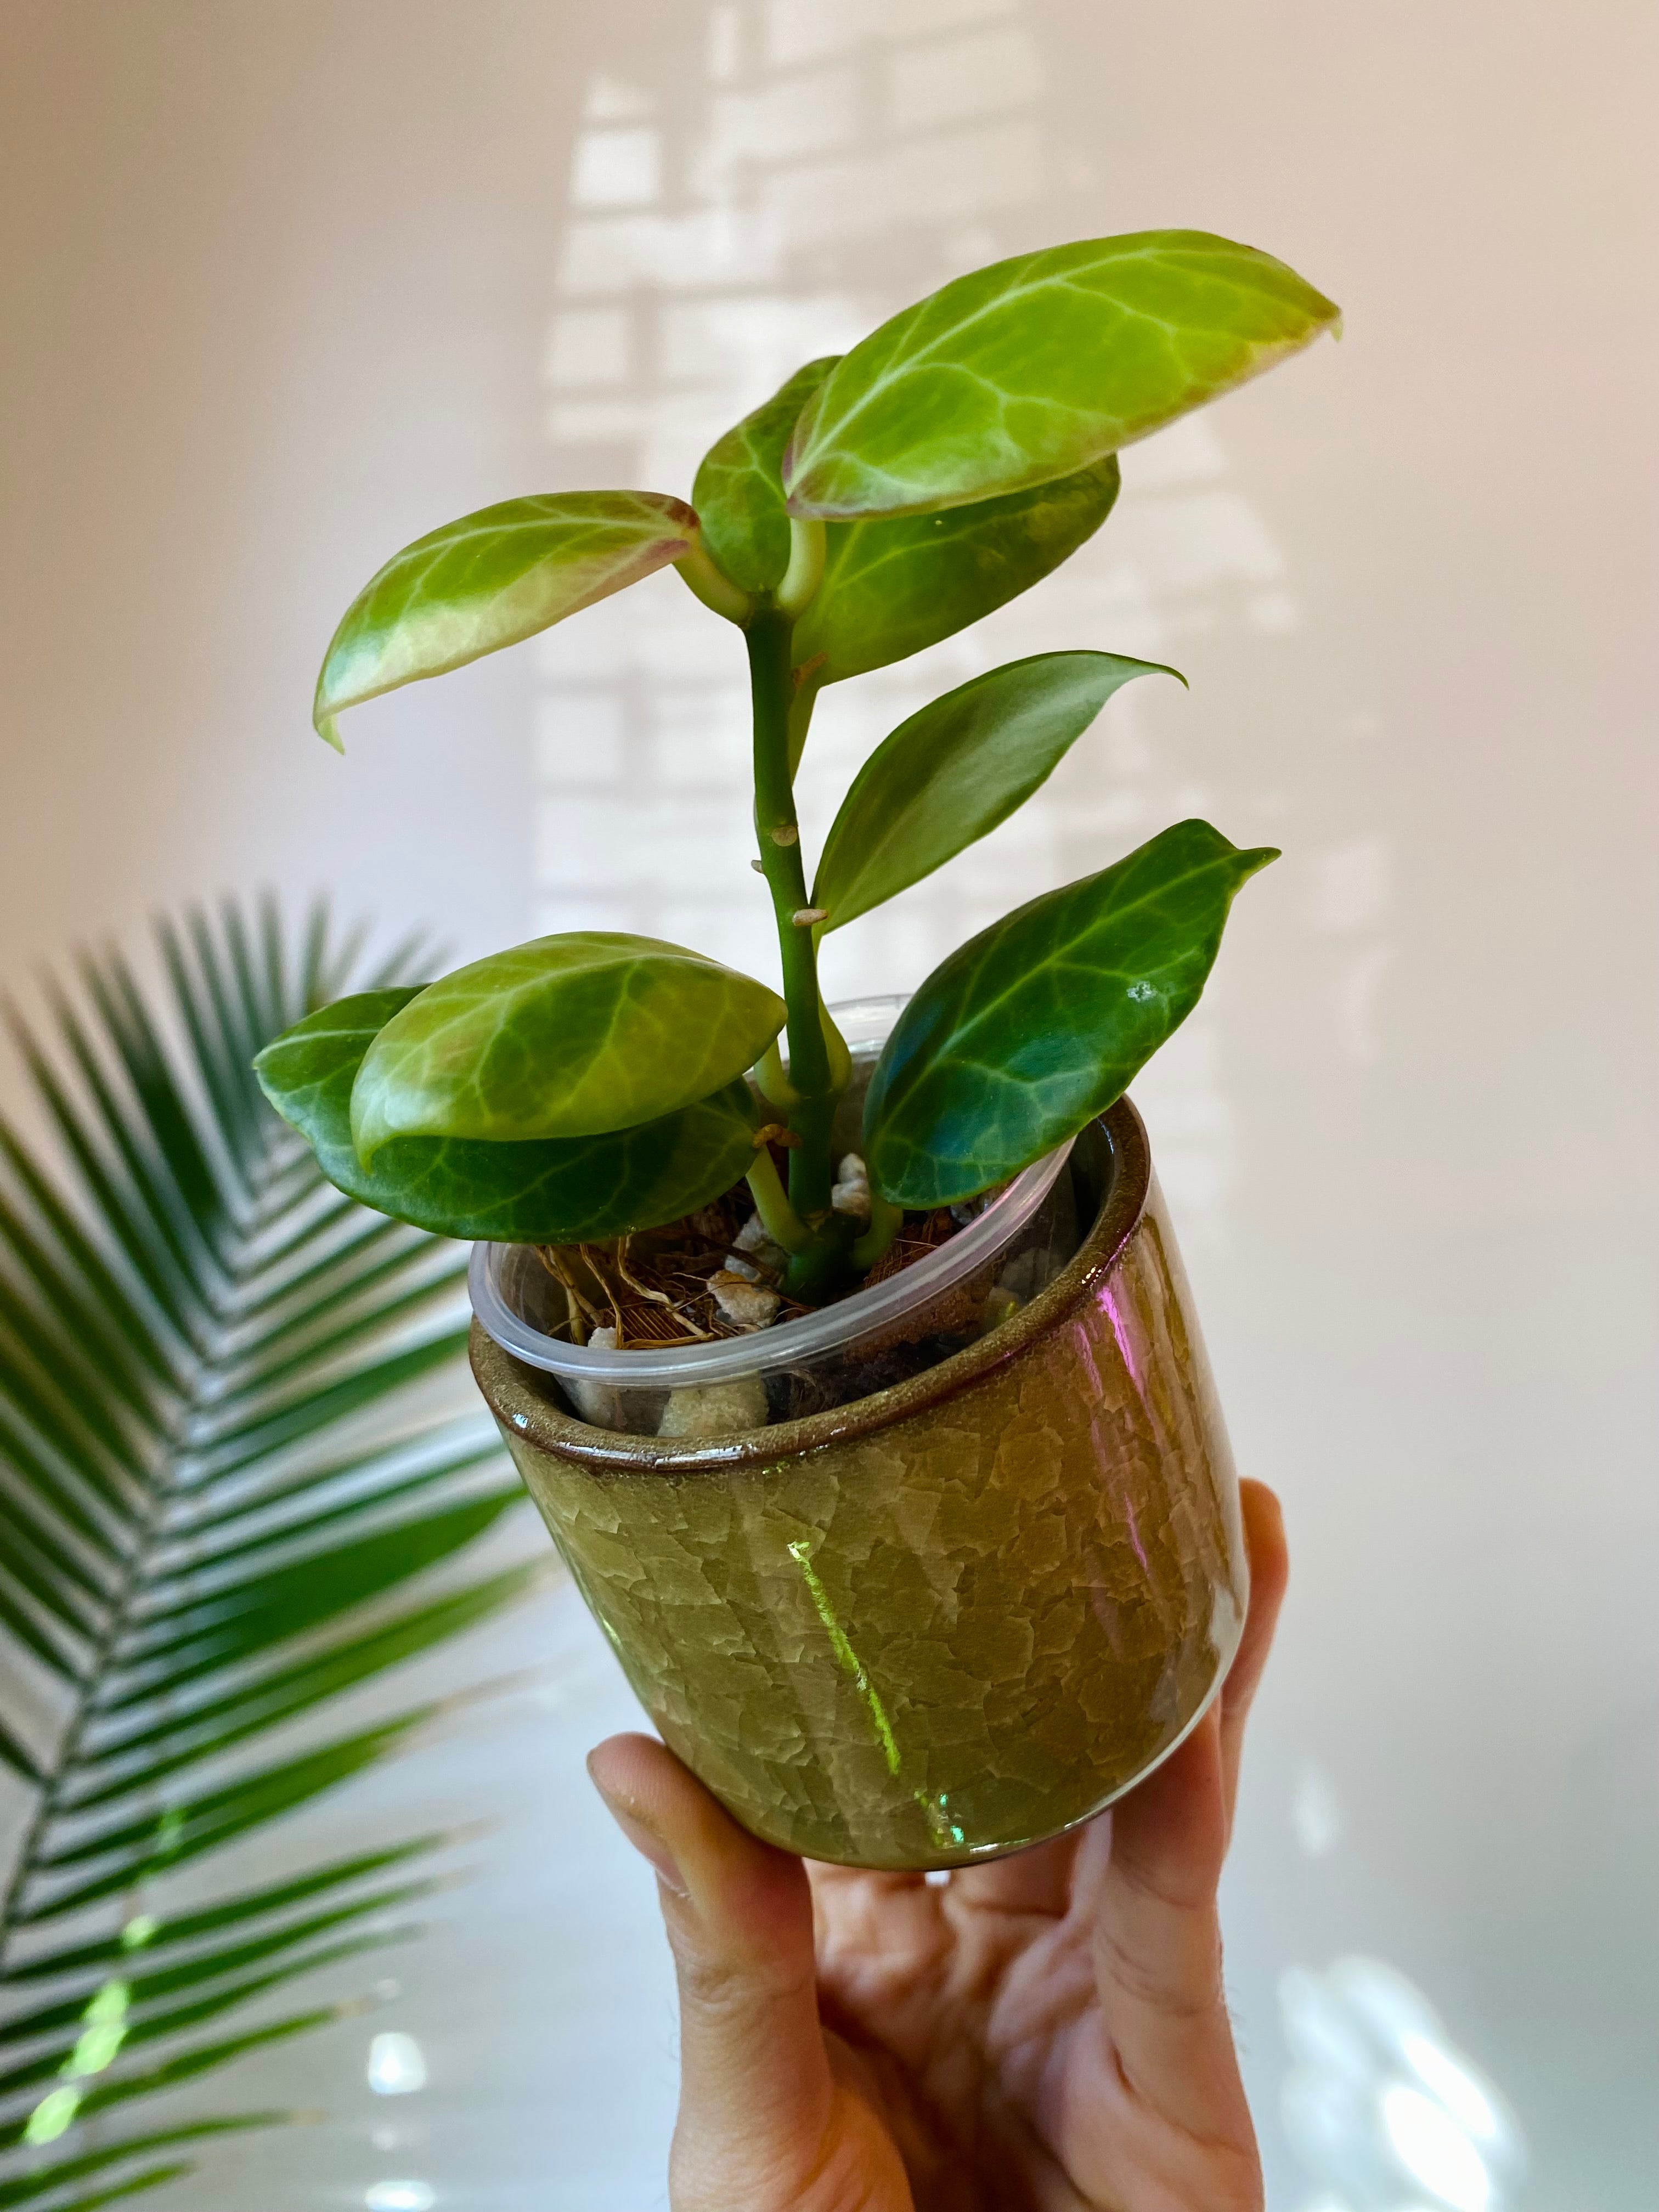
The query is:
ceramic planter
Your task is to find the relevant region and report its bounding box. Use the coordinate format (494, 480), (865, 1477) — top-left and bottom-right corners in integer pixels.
(471, 1099), (1246, 1870)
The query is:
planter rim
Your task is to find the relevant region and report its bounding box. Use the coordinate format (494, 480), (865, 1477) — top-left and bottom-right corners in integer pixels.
(469, 1135), (1074, 1387)
(470, 1094), (1152, 1474)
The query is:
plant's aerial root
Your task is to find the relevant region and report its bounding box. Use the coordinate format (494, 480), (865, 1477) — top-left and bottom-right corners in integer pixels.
(535, 1188), (984, 1348)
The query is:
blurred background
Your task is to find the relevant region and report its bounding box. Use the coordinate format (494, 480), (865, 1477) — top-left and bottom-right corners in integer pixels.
(1, 2), (1654, 2208)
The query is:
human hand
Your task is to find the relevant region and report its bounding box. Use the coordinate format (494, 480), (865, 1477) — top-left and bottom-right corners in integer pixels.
(586, 1477), (1288, 2212)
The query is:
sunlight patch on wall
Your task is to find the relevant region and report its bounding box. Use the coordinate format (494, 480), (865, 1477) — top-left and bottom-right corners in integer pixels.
(1280, 1956), (1526, 2212)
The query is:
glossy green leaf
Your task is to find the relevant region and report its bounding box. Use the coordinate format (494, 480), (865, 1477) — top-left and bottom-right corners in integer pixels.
(785, 230), (1340, 518)
(348, 935), (783, 1153)
(313, 490), (697, 747)
(813, 650), (1178, 933)
(255, 989), (760, 1243)
(693, 358), (840, 594)
(863, 819), (1278, 1205)
(791, 456), (1119, 687)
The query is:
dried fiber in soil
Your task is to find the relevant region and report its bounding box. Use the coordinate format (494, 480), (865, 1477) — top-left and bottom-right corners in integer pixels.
(533, 1189), (986, 1352)
(535, 1189), (805, 1349)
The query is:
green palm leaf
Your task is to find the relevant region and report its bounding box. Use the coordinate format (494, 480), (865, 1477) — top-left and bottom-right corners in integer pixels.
(0, 900), (543, 2207)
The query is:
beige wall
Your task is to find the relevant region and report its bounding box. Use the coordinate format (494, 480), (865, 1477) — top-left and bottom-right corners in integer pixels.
(2, 3), (1655, 2207)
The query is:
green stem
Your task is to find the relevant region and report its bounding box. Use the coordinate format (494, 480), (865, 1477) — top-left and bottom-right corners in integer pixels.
(747, 608), (838, 1222)
(745, 1147), (811, 1255)
(851, 1193), (903, 1273)
(775, 518), (826, 619)
(676, 538), (753, 625)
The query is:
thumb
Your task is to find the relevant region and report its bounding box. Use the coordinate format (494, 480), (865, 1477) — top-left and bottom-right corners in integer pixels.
(587, 1733), (834, 2211)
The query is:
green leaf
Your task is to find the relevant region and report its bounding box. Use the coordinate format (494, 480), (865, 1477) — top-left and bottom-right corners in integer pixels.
(0, 1398), (126, 1561)
(210, 1261), (466, 1412)
(692, 358), (840, 594)
(785, 230), (1340, 518)
(0, 2010), (338, 2145)
(0, 1114), (179, 1392)
(116, 1490), (522, 1672)
(0, 1885), (433, 2042)
(7, 1018), (201, 1348)
(0, 899), (537, 2207)
(33, 1711), (442, 1892)
(0, 1710), (43, 1785)
(348, 935), (783, 1153)
(313, 490), (698, 747)
(813, 650), (1178, 932)
(255, 989), (760, 1243)
(74, 1570), (540, 1810)
(0, 2120), (284, 2209)
(791, 455), (1120, 687)
(32, 2164), (194, 2210)
(7, 1842), (447, 1975)
(196, 1331), (469, 1472)
(182, 1432), (498, 1552)
(862, 819), (1278, 1205)
(0, 1943), (402, 2097)
(0, 1571), (85, 1684)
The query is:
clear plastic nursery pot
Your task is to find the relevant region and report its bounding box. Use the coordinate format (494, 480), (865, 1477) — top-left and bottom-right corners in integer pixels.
(468, 1000), (1248, 1871)
(470, 997), (1080, 1437)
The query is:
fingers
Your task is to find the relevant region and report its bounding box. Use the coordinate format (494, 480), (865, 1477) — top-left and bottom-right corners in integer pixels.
(953, 1485), (1287, 1939)
(1220, 1479), (1289, 1837)
(1084, 1481), (1286, 2145)
(586, 1734), (833, 2209)
(1092, 1707), (1252, 2141)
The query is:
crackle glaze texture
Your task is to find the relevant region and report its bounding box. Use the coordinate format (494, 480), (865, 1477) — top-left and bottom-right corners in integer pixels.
(473, 1107), (1247, 1869)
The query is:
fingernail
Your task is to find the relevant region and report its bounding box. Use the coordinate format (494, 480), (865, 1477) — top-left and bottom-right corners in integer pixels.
(587, 1764), (689, 1898)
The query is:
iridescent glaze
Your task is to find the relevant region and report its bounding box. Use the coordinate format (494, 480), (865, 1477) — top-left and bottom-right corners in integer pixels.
(472, 1102), (1246, 1869)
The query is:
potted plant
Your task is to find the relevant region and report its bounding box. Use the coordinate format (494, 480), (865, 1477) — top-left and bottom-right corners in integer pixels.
(257, 230), (1339, 1871)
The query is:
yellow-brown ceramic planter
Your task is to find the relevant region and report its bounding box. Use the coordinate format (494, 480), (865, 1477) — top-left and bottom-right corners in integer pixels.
(471, 1101), (1246, 1870)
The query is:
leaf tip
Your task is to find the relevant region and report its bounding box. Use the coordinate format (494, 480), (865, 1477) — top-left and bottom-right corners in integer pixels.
(315, 714), (345, 754)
